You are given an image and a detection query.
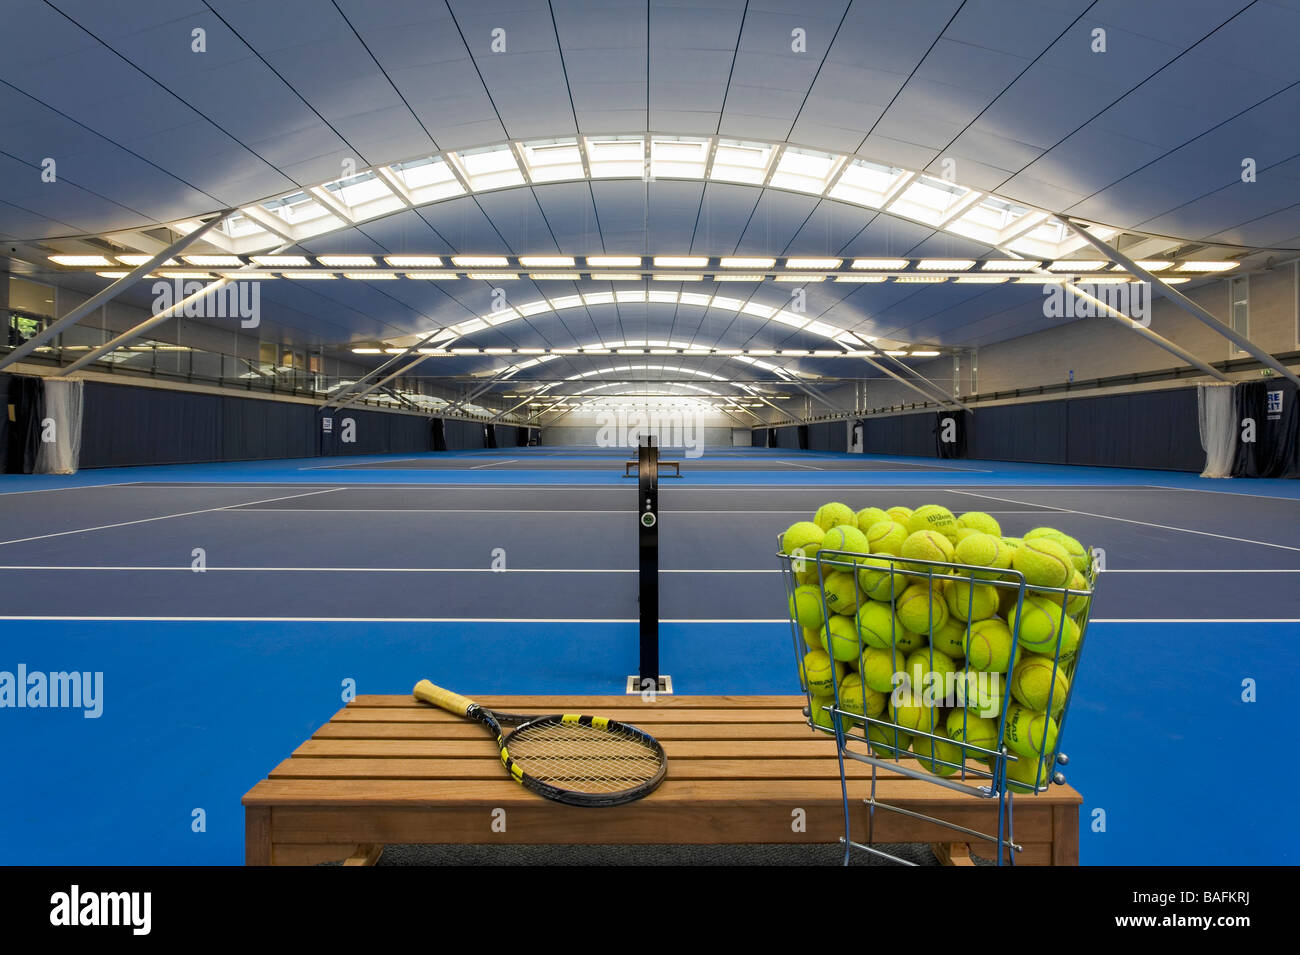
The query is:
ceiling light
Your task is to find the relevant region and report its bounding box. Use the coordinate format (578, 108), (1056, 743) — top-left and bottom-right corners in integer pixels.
(956, 275), (1008, 283)
(894, 275), (947, 283)
(1131, 260), (1172, 271)
(593, 273), (643, 281)
(719, 257), (776, 269)
(529, 272), (580, 280)
(157, 271), (213, 279)
(653, 274), (704, 281)
(851, 258), (908, 270)
(384, 256), (443, 267)
(774, 274), (823, 282)
(587, 256), (642, 267)
(452, 256), (510, 267)
(910, 350), (941, 357)
(281, 271), (336, 279)
(252, 255), (309, 266)
(712, 274), (766, 282)
(1046, 260), (1107, 271)
(785, 257), (841, 269)
(182, 255), (243, 267)
(466, 272), (520, 280)
(981, 259), (1040, 270)
(653, 256), (708, 267)
(884, 350), (909, 356)
(49, 255), (112, 266)
(343, 272), (399, 280)
(117, 255), (178, 266)
(835, 275), (887, 283)
(405, 271), (459, 279)
(352, 348), (383, 354)
(1175, 261), (1238, 272)
(518, 256), (575, 267)
(916, 259), (975, 270)
(317, 255), (377, 267)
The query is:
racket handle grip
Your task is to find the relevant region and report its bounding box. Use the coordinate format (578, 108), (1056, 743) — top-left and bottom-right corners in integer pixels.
(413, 680), (475, 716)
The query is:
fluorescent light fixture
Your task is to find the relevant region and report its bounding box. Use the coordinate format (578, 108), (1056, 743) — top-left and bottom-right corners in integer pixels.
(981, 259), (1040, 271)
(95, 271), (132, 278)
(955, 275), (1008, 283)
(117, 255), (177, 266)
(653, 256), (708, 267)
(910, 350), (941, 357)
(352, 348), (383, 354)
(383, 256), (443, 267)
(1175, 261), (1238, 272)
(49, 255), (112, 266)
(1016, 276), (1067, 284)
(917, 259), (975, 271)
(528, 272), (581, 280)
(714, 348), (743, 355)
(281, 271), (336, 279)
(592, 273), (643, 281)
(1046, 260), (1107, 271)
(1162, 277), (1191, 284)
(404, 271), (459, 279)
(580, 347), (611, 354)
(785, 257), (841, 269)
(884, 350), (909, 356)
(587, 256), (641, 267)
(466, 272), (520, 280)
(343, 272), (399, 280)
(182, 255), (243, 267)
(835, 275), (887, 283)
(219, 271), (276, 279)
(252, 255), (310, 266)
(384, 348), (405, 354)
(317, 255), (376, 267)
(712, 274), (766, 282)
(452, 256), (509, 267)
(653, 273), (704, 281)
(157, 271), (214, 279)
(719, 257), (775, 269)
(518, 256), (575, 267)
(851, 258), (908, 270)
(773, 274), (823, 282)
(1132, 260), (1172, 271)
(894, 275), (946, 283)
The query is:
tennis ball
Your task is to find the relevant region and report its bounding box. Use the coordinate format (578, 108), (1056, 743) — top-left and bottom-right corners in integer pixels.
(891, 626), (926, 654)
(855, 506), (890, 535)
(930, 616), (969, 659)
(913, 728), (962, 777)
(901, 647), (957, 702)
(1004, 753), (1048, 793)
(1008, 595), (1080, 656)
(907, 504), (959, 542)
(1025, 527), (1089, 573)
(900, 529), (955, 575)
(885, 506), (913, 527)
(782, 521), (824, 556)
(953, 532), (1012, 581)
(855, 599), (904, 649)
(866, 520), (908, 555)
(895, 581), (949, 635)
(860, 646), (905, 694)
(957, 511), (1002, 537)
(1005, 704), (1058, 760)
(1011, 537), (1073, 589)
(946, 711), (998, 763)
(822, 570), (860, 615)
(800, 649), (843, 696)
(964, 618), (1015, 673)
(787, 584), (826, 631)
(808, 694), (835, 730)
(867, 721), (912, 759)
(942, 579), (998, 621)
(814, 502), (856, 532)
(890, 699), (937, 735)
(1056, 569), (1090, 616)
(997, 583), (1020, 619)
(801, 626), (822, 650)
(856, 555), (907, 602)
(793, 544), (823, 585)
(955, 670), (1004, 719)
(837, 672), (886, 724)
(820, 524), (871, 564)
(822, 613), (862, 663)
(1010, 653), (1070, 716)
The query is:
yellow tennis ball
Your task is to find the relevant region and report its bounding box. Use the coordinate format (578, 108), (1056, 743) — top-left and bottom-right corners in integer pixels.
(1040, 569), (1090, 616)
(1003, 752), (1049, 793)
(808, 694), (836, 730)
(801, 626), (822, 650)
(953, 532), (1012, 581)
(787, 584), (825, 631)
(891, 626), (926, 654)
(856, 555), (907, 602)
(867, 721), (912, 758)
(907, 504), (959, 542)
(964, 618), (1015, 673)
(793, 543), (823, 584)
(913, 728), (962, 777)
(782, 520), (824, 555)
(866, 520), (908, 555)
(942, 579), (998, 621)
(855, 599), (904, 649)
(901, 647), (957, 702)
(822, 570), (860, 615)
(930, 616), (969, 659)
(800, 649), (843, 696)
(1008, 595), (1080, 656)
(890, 699), (937, 735)
(859, 646), (905, 694)
(1010, 653), (1070, 715)
(820, 524), (871, 564)
(1011, 537), (1073, 588)
(821, 613), (862, 662)
(957, 511), (1002, 537)
(1024, 527), (1089, 573)
(1005, 703), (1058, 760)
(885, 506), (913, 527)
(895, 581), (949, 635)
(900, 529), (955, 575)
(855, 507), (890, 535)
(814, 502), (856, 532)
(837, 672), (886, 725)
(955, 669), (1004, 719)
(946, 710), (998, 763)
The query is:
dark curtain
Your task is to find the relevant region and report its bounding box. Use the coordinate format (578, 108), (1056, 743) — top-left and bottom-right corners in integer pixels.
(5, 375), (43, 473)
(0, 373), (12, 472)
(1232, 380), (1300, 478)
(751, 429), (765, 447)
(936, 411), (968, 459)
(767, 428), (777, 448)
(806, 422), (843, 452)
(485, 423), (497, 448)
(431, 418), (447, 451)
(797, 424), (809, 450)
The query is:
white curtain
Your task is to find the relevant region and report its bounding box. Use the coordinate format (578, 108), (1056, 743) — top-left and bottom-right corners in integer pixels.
(35, 379), (84, 475)
(1197, 382), (1236, 479)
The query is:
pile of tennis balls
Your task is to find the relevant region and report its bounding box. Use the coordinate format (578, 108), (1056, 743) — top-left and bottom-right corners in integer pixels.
(785, 502), (1090, 793)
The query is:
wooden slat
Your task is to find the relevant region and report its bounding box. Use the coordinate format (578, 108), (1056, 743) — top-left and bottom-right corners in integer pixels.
(245, 807), (271, 866)
(292, 738), (842, 760)
(1052, 804), (1079, 866)
(313, 720), (821, 741)
(330, 707), (804, 725)
(351, 694), (802, 709)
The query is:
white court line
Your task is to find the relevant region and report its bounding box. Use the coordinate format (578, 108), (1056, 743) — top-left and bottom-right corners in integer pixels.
(1139, 484), (1300, 504)
(946, 488), (1300, 554)
(775, 460), (822, 470)
(0, 487), (344, 547)
(470, 459), (519, 469)
(217, 508), (819, 515)
(0, 565), (779, 573)
(0, 481), (132, 497)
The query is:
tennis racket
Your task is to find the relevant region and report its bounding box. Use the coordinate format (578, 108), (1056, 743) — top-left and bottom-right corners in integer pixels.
(412, 680), (667, 807)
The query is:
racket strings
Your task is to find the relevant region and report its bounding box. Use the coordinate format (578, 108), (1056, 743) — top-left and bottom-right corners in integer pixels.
(507, 720), (664, 794)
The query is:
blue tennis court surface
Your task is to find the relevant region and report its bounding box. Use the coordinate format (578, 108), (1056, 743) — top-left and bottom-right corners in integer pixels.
(2, 446), (1298, 865)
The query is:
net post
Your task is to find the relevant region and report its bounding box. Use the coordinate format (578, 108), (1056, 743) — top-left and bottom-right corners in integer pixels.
(627, 435), (670, 694)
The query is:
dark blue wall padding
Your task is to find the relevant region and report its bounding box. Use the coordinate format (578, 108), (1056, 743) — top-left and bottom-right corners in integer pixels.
(78, 381), (428, 468)
(1232, 380), (1300, 478)
(442, 417), (487, 450)
(1064, 389), (1203, 471)
(751, 429), (766, 447)
(806, 422), (844, 452)
(774, 425), (801, 449)
(863, 413), (936, 457)
(968, 401), (1068, 464)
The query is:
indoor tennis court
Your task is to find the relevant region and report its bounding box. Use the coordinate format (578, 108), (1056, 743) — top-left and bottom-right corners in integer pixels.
(1, 1), (1298, 899)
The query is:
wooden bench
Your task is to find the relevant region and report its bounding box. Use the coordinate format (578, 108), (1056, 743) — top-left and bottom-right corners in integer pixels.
(242, 695), (1082, 866)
